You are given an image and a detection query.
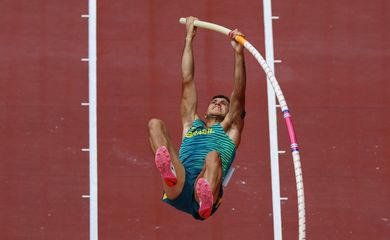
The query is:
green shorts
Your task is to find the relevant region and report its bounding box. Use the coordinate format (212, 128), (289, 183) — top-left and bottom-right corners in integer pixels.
(162, 171), (223, 220)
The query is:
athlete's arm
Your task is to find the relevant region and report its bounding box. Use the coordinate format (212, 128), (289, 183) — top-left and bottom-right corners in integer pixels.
(181, 17), (199, 135)
(221, 29), (246, 146)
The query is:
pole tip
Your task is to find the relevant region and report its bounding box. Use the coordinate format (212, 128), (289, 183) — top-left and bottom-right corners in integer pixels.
(179, 17), (186, 24)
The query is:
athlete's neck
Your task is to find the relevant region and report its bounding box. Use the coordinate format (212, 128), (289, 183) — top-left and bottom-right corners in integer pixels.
(205, 114), (224, 127)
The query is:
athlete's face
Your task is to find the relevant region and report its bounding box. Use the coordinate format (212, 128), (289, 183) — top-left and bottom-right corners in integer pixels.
(207, 98), (230, 117)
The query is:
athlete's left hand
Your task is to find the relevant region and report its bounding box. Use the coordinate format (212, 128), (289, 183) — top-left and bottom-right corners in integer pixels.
(230, 29), (244, 54)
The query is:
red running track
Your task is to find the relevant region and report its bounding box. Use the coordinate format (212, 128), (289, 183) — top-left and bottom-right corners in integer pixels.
(0, 0), (389, 239)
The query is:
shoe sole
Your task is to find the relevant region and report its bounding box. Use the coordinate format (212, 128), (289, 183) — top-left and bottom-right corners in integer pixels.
(196, 178), (213, 219)
(155, 146), (177, 187)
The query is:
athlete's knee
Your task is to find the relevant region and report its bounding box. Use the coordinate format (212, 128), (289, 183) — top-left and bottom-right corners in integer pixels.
(148, 118), (165, 131)
(205, 151), (222, 168)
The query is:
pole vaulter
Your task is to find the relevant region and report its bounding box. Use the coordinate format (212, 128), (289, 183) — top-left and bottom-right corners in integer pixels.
(179, 17), (306, 240)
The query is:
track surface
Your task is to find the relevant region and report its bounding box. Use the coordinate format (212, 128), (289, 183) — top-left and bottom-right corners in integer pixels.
(0, 0), (389, 239)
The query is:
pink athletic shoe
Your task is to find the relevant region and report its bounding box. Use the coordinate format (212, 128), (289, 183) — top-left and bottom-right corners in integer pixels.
(196, 178), (214, 219)
(155, 146), (177, 187)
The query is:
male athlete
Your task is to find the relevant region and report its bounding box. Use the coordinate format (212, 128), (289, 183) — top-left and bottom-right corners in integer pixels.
(148, 16), (246, 220)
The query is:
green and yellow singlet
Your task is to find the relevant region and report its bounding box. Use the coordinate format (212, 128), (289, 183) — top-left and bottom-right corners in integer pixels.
(179, 119), (236, 180)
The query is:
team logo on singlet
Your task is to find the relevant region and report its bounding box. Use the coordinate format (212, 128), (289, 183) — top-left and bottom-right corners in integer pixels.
(185, 127), (214, 138)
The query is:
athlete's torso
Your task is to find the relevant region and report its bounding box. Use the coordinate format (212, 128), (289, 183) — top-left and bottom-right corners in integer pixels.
(179, 119), (236, 180)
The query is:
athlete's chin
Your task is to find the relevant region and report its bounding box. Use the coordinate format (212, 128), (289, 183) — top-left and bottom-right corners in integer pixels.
(206, 113), (226, 120)
(211, 110), (224, 116)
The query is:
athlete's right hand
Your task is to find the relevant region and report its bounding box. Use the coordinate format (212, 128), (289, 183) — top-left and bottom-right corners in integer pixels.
(185, 16), (198, 41)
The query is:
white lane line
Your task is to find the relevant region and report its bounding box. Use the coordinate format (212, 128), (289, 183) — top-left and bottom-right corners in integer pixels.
(88, 1), (98, 240)
(263, 0), (283, 239)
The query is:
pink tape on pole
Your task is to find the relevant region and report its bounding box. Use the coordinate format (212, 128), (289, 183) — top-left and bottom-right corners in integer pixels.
(284, 112), (298, 150)
(283, 111), (297, 145)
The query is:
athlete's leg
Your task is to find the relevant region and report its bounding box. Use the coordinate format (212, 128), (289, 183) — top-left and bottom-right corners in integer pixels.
(195, 151), (223, 203)
(148, 118), (185, 199)
(193, 151), (223, 218)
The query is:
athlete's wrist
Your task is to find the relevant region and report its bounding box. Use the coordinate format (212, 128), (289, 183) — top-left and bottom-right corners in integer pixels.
(234, 50), (244, 57)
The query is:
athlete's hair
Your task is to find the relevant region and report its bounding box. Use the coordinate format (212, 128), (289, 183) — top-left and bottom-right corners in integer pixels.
(211, 95), (230, 103)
